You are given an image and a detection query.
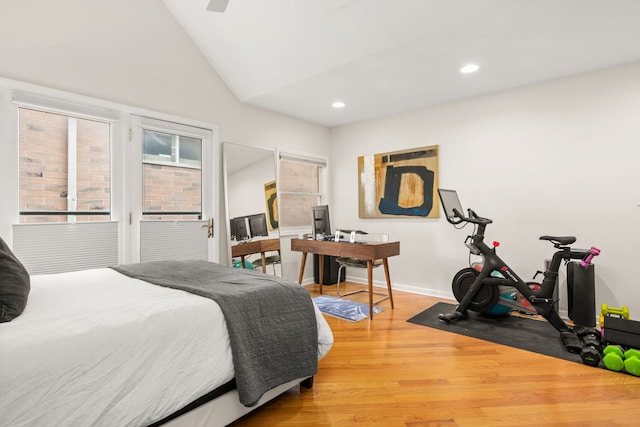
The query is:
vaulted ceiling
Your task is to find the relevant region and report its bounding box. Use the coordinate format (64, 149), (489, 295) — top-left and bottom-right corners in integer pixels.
(163, 0), (640, 127)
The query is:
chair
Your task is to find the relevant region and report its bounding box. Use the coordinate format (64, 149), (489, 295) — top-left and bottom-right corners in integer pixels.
(252, 252), (281, 275)
(335, 233), (391, 304)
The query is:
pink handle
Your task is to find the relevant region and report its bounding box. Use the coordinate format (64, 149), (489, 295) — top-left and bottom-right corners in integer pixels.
(580, 246), (601, 268)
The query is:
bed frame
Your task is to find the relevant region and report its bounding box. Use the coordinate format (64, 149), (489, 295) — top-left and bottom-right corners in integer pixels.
(162, 377), (313, 427)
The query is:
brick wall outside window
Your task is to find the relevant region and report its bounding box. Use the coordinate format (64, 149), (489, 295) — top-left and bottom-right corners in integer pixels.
(76, 119), (110, 214)
(143, 163), (202, 220)
(19, 108), (110, 223)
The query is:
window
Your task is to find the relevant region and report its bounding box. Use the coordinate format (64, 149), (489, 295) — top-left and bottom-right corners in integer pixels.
(19, 108), (111, 223)
(277, 151), (327, 234)
(6, 84), (217, 273)
(142, 129), (203, 221)
(143, 130), (202, 168)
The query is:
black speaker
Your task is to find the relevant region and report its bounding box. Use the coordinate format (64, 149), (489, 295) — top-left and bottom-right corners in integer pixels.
(313, 255), (345, 285)
(567, 261), (596, 327)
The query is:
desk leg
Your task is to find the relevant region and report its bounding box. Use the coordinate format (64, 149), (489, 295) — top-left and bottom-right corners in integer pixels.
(318, 254), (324, 295)
(240, 255), (246, 268)
(297, 252), (307, 284)
(383, 258), (394, 309)
(260, 252), (267, 273)
(367, 260), (374, 319)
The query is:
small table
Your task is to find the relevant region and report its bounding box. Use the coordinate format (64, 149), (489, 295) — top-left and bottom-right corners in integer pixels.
(232, 238), (280, 273)
(290, 238), (400, 319)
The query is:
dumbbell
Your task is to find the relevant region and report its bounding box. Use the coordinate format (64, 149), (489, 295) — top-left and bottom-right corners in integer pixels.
(602, 345), (625, 371)
(580, 246), (600, 268)
(579, 329), (603, 367)
(599, 304), (631, 327)
(602, 346), (640, 376)
(624, 349), (640, 376)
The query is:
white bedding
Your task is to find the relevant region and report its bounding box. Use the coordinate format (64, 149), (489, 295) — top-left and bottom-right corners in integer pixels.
(0, 268), (333, 427)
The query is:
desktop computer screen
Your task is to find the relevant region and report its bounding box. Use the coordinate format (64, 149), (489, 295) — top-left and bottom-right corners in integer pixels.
(230, 217), (250, 241)
(247, 212), (269, 238)
(437, 188), (464, 223)
(311, 205), (331, 238)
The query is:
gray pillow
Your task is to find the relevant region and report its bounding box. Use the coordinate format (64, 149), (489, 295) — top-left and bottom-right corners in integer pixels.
(0, 236), (30, 322)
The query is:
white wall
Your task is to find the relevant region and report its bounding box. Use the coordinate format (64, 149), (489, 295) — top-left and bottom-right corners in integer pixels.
(330, 62), (640, 317)
(227, 157), (275, 222)
(0, 0), (330, 268)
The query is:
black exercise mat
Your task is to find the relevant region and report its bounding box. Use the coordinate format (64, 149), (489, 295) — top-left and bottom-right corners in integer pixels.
(407, 302), (582, 363)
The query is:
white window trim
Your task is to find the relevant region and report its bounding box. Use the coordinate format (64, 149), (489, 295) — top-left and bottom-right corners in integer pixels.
(12, 92), (121, 122)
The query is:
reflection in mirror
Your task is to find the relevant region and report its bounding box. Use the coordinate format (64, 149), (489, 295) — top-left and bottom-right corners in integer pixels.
(222, 143), (281, 276)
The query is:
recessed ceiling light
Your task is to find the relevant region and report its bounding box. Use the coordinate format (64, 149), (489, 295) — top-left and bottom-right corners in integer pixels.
(460, 63), (480, 74)
(332, 101), (345, 109)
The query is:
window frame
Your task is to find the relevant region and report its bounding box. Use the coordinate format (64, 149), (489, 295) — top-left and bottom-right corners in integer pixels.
(16, 105), (116, 222)
(276, 148), (329, 236)
(134, 115), (211, 220)
(142, 129), (203, 170)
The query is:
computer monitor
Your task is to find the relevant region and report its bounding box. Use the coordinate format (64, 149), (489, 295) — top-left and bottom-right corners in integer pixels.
(230, 216), (250, 241)
(247, 212), (269, 238)
(311, 205), (331, 238)
(437, 189), (464, 223)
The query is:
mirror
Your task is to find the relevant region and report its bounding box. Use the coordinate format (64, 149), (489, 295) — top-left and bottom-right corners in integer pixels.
(222, 142), (281, 275)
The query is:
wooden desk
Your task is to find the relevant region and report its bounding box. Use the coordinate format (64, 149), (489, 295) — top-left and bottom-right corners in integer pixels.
(290, 238), (400, 319)
(231, 238), (280, 273)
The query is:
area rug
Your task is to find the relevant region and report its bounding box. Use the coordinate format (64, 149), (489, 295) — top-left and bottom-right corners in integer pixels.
(407, 302), (582, 363)
(314, 295), (383, 322)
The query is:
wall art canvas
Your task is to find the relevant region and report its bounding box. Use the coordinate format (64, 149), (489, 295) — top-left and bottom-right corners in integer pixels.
(264, 180), (278, 230)
(358, 145), (439, 218)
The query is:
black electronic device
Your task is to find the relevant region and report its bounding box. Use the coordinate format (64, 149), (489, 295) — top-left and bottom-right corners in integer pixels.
(247, 212), (269, 238)
(311, 205), (331, 238)
(437, 188), (464, 223)
(314, 254), (345, 285)
(230, 216), (250, 241)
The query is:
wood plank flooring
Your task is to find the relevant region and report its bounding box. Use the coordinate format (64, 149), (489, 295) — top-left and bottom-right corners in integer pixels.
(230, 282), (640, 427)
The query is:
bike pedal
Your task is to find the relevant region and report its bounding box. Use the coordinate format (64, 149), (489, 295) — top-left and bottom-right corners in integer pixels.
(438, 311), (466, 324)
(438, 313), (451, 323)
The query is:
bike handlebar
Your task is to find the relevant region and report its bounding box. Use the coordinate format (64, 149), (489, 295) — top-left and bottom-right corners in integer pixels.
(452, 208), (493, 225)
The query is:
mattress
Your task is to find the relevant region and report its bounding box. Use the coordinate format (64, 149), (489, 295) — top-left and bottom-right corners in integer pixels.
(0, 268), (333, 427)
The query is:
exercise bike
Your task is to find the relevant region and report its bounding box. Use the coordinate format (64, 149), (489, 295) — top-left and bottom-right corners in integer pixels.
(437, 189), (601, 357)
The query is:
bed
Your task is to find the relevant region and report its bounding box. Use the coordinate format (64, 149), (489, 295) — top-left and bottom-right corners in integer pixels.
(0, 252), (333, 427)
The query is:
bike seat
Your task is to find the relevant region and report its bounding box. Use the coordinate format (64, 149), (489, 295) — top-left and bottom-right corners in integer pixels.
(539, 235), (576, 245)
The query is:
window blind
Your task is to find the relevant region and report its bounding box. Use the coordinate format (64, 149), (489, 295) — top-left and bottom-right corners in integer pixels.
(12, 222), (119, 275)
(140, 220), (209, 263)
(278, 151), (327, 167)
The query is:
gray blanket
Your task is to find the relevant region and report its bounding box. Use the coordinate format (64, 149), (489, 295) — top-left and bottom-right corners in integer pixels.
(111, 260), (318, 407)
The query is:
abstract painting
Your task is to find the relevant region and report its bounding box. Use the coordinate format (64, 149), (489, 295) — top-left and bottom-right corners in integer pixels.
(264, 180), (278, 230)
(358, 145), (439, 218)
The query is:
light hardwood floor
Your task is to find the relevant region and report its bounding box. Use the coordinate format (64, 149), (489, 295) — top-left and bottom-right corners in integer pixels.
(230, 282), (640, 427)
